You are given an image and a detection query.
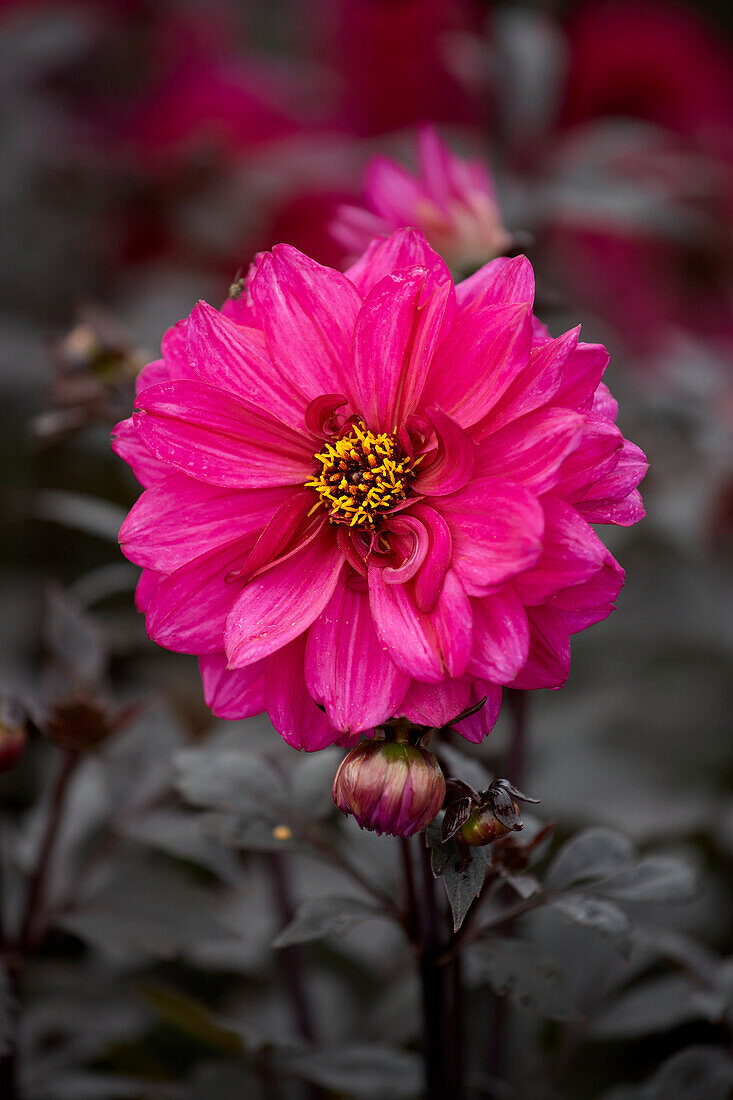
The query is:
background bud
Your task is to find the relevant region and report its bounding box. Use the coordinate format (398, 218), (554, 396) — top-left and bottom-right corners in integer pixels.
(0, 695), (27, 772)
(333, 739), (446, 838)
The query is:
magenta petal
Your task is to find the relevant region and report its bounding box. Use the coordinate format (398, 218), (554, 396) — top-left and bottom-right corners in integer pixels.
(514, 498), (610, 605)
(455, 255), (535, 312)
(475, 408), (585, 494)
(399, 678), (471, 727)
(225, 528), (344, 666)
(574, 439), (648, 523)
(199, 653), (266, 720)
(578, 489), (645, 527)
(510, 606), (571, 690)
(345, 227), (452, 298)
(252, 245), (362, 403)
(133, 380), (315, 488)
(145, 537), (255, 654)
(592, 382), (619, 423)
(423, 303), (533, 429)
(305, 573), (409, 732)
(120, 477), (291, 573)
(438, 477), (544, 593)
(112, 418), (168, 488)
(186, 302), (308, 428)
(265, 635), (343, 751)
(414, 407), (475, 497)
(469, 588), (530, 683)
(474, 326), (579, 437)
(352, 267), (450, 433)
(239, 490), (318, 583)
(135, 568), (160, 613)
(555, 415), (625, 501)
(554, 342), (609, 411)
(409, 503), (452, 613)
(552, 552), (625, 632)
(368, 567), (472, 683)
(453, 681), (502, 744)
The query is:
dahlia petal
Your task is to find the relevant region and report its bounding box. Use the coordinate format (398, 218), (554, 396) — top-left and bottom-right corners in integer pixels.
(345, 227), (452, 297)
(554, 415), (624, 500)
(135, 568), (160, 613)
(145, 538), (255, 654)
(399, 678), (471, 727)
(225, 528), (344, 666)
(474, 408), (585, 494)
(265, 635), (343, 752)
(423, 304), (533, 429)
(160, 321), (193, 380)
(552, 552), (625, 632)
(554, 342), (609, 411)
(305, 573), (410, 732)
(199, 653), (266, 720)
(473, 326), (579, 437)
(352, 267), (450, 433)
(382, 515), (429, 585)
(510, 606), (571, 690)
(368, 567), (472, 683)
(409, 503), (452, 613)
(363, 155), (424, 224)
(468, 588), (531, 683)
(133, 380), (315, 488)
(331, 203), (390, 255)
(453, 681), (502, 744)
(186, 302), (308, 428)
(437, 477), (544, 593)
(112, 417), (168, 488)
(592, 381), (619, 422)
(135, 359), (167, 394)
(413, 407), (475, 497)
(120, 476), (291, 573)
(513, 498), (610, 605)
(578, 489), (645, 527)
(239, 490), (319, 584)
(455, 255), (534, 312)
(252, 244), (362, 402)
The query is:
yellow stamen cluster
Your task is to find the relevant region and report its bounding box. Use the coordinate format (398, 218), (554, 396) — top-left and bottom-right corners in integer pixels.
(306, 421), (414, 529)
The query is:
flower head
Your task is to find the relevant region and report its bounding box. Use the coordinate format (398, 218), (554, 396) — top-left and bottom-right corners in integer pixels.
(114, 227), (646, 752)
(333, 736), (446, 838)
(332, 127), (512, 274)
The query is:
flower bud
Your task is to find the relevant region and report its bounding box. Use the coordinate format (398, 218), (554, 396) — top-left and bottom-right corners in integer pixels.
(333, 739), (446, 838)
(459, 802), (519, 847)
(0, 696), (27, 773)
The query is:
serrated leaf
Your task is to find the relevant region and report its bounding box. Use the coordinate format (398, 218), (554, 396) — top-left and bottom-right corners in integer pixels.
(591, 973), (727, 1039)
(443, 846), (493, 933)
(552, 893), (633, 957)
(546, 828), (635, 891)
(175, 748), (287, 818)
(272, 895), (384, 948)
(473, 938), (577, 1020)
(275, 1043), (422, 1097)
(597, 855), (698, 904)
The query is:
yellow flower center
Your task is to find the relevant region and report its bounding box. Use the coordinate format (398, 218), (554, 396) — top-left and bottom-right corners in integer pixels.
(306, 420), (416, 529)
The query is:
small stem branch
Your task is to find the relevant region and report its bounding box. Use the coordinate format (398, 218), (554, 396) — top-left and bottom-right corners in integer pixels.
(399, 838), (419, 940)
(504, 688), (527, 788)
(18, 749), (79, 954)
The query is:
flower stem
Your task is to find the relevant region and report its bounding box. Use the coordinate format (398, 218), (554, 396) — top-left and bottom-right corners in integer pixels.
(18, 748), (80, 954)
(417, 840), (451, 1100)
(504, 688), (528, 787)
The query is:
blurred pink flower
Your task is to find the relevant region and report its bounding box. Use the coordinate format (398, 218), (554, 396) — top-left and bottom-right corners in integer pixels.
(113, 229), (645, 750)
(332, 126), (512, 274)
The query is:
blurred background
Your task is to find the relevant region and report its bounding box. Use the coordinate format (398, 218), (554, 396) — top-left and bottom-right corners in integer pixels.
(0, 1), (731, 1098)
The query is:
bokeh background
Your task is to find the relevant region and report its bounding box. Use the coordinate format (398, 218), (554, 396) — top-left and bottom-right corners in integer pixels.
(0, 1), (731, 1098)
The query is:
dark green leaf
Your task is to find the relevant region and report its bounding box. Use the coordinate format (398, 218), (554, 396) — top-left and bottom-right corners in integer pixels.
(139, 983), (243, 1055)
(598, 855), (698, 903)
(590, 974), (727, 1038)
(545, 828), (634, 891)
(472, 938), (577, 1021)
(275, 1043), (422, 1097)
(272, 895), (385, 948)
(551, 893), (633, 957)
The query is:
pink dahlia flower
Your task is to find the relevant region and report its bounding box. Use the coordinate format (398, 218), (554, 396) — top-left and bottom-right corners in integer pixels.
(332, 127), (512, 274)
(113, 228), (646, 751)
